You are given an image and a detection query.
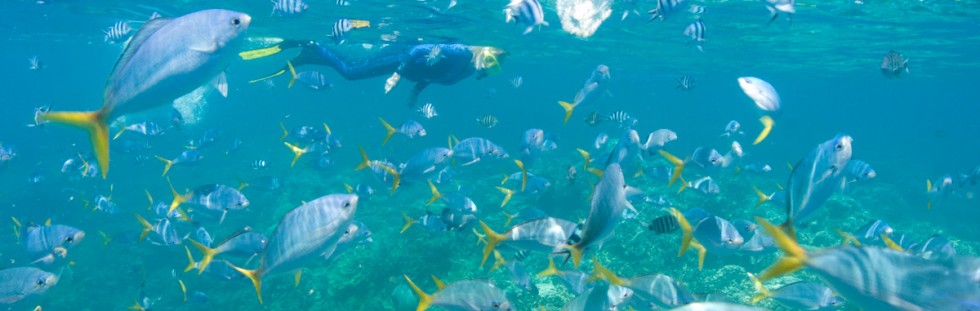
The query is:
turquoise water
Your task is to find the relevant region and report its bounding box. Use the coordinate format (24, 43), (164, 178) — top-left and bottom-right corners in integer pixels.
(2, 0), (980, 310)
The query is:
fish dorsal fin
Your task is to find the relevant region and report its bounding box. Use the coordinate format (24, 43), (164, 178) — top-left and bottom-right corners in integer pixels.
(106, 18), (172, 98)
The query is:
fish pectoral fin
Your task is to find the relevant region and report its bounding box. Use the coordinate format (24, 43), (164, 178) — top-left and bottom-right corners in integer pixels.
(190, 41), (218, 53)
(212, 72), (228, 97)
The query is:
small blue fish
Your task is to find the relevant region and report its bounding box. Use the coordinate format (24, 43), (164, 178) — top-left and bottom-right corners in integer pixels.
(379, 118), (426, 145)
(453, 137), (508, 166)
(156, 149), (204, 176)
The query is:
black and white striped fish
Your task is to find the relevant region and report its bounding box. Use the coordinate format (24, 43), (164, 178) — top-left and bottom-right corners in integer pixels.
(684, 18), (706, 51)
(648, 0), (684, 22)
(504, 0), (549, 34)
(331, 19), (370, 44)
(476, 115), (499, 128)
(676, 75), (695, 91)
(602, 111), (635, 125)
(272, 0), (309, 17)
(336, 0), (350, 6)
(251, 160), (269, 170)
(103, 21), (132, 43)
(417, 103), (438, 119)
(646, 214), (679, 234)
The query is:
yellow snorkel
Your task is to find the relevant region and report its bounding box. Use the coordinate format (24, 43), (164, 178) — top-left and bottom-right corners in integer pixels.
(474, 47), (505, 76)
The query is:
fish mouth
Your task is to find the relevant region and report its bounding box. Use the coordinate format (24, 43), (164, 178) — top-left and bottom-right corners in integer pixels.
(239, 14), (252, 29)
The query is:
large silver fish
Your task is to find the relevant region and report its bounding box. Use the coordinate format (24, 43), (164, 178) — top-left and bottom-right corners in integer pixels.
(479, 217), (578, 266)
(24, 224), (85, 264)
(784, 134), (852, 231)
(404, 277), (513, 311)
(565, 163), (631, 267)
(0, 267), (58, 305)
(758, 218), (980, 310)
(228, 194), (358, 303)
(39, 10), (251, 178)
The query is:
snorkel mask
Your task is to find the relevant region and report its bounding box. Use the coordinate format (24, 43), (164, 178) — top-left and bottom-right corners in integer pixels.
(475, 47), (505, 78)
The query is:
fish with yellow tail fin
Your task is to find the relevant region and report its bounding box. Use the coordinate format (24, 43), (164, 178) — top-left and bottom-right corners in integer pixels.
(564, 163), (630, 268)
(379, 117), (427, 146)
(155, 150), (203, 176)
(747, 272), (841, 309)
(755, 218), (980, 310)
(753, 115), (774, 145)
(514, 159), (527, 191)
(403, 275), (513, 311)
(478, 217), (576, 267)
(782, 134), (853, 234)
(354, 146), (400, 192)
(226, 194), (358, 304)
(559, 65), (611, 125)
(38, 10), (251, 178)
(426, 180), (442, 206)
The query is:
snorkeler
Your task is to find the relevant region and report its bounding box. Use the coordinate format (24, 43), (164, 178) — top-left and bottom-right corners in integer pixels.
(240, 40), (506, 107)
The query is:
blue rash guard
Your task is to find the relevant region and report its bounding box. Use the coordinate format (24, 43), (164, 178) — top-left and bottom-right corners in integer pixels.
(277, 40), (502, 107)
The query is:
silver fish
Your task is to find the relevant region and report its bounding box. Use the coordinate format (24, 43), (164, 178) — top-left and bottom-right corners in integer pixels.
(0, 267), (59, 305)
(566, 163), (631, 267)
(228, 194), (358, 303)
(39, 10), (251, 178)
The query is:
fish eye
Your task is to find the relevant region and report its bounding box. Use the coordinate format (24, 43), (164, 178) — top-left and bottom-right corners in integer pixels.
(231, 18), (241, 26)
(836, 143), (843, 151)
(65, 236), (74, 243)
(35, 277), (46, 287)
(343, 201), (352, 208)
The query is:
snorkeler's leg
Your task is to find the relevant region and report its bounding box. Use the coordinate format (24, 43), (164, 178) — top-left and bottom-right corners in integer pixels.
(313, 45), (410, 80)
(406, 81), (430, 108)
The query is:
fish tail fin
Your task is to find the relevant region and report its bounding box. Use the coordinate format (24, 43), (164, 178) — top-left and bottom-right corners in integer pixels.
(239, 44), (282, 60)
(155, 156), (174, 177)
(166, 177), (187, 215)
(279, 122), (288, 141)
(403, 275), (433, 311)
(283, 142), (307, 167)
(500, 174), (509, 185)
(248, 69), (286, 84)
(753, 115), (774, 145)
(178, 279), (188, 302)
(586, 259), (628, 286)
(400, 213), (416, 234)
(343, 183), (354, 194)
(834, 228), (861, 246)
(98, 230), (111, 246)
(514, 160), (527, 191)
(489, 250), (507, 272)
(752, 185), (770, 208)
(349, 19), (370, 29)
(587, 168), (604, 177)
(295, 270), (302, 287)
(562, 244), (585, 269)
(558, 101), (576, 125)
(669, 208), (693, 257)
(379, 117), (397, 145)
(881, 234), (904, 252)
(472, 228), (487, 245)
(40, 110), (110, 178)
(426, 179), (441, 206)
(430, 275), (446, 290)
(182, 246), (198, 273)
(536, 257), (561, 277)
(691, 239), (707, 270)
(355, 146), (371, 170)
(658, 149), (685, 187)
(286, 60), (298, 89)
(677, 176), (688, 194)
(495, 187), (514, 208)
(226, 261), (263, 304)
(379, 164), (401, 192)
(576, 148), (591, 170)
(502, 211), (516, 227)
(188, 239), (217, 274)
(237, 177), (249, 191)
(747, 272), (772, 304)
(756, 217), (807, 281)
(134, 214), (152, 242)
(479, 221), (506, 267)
